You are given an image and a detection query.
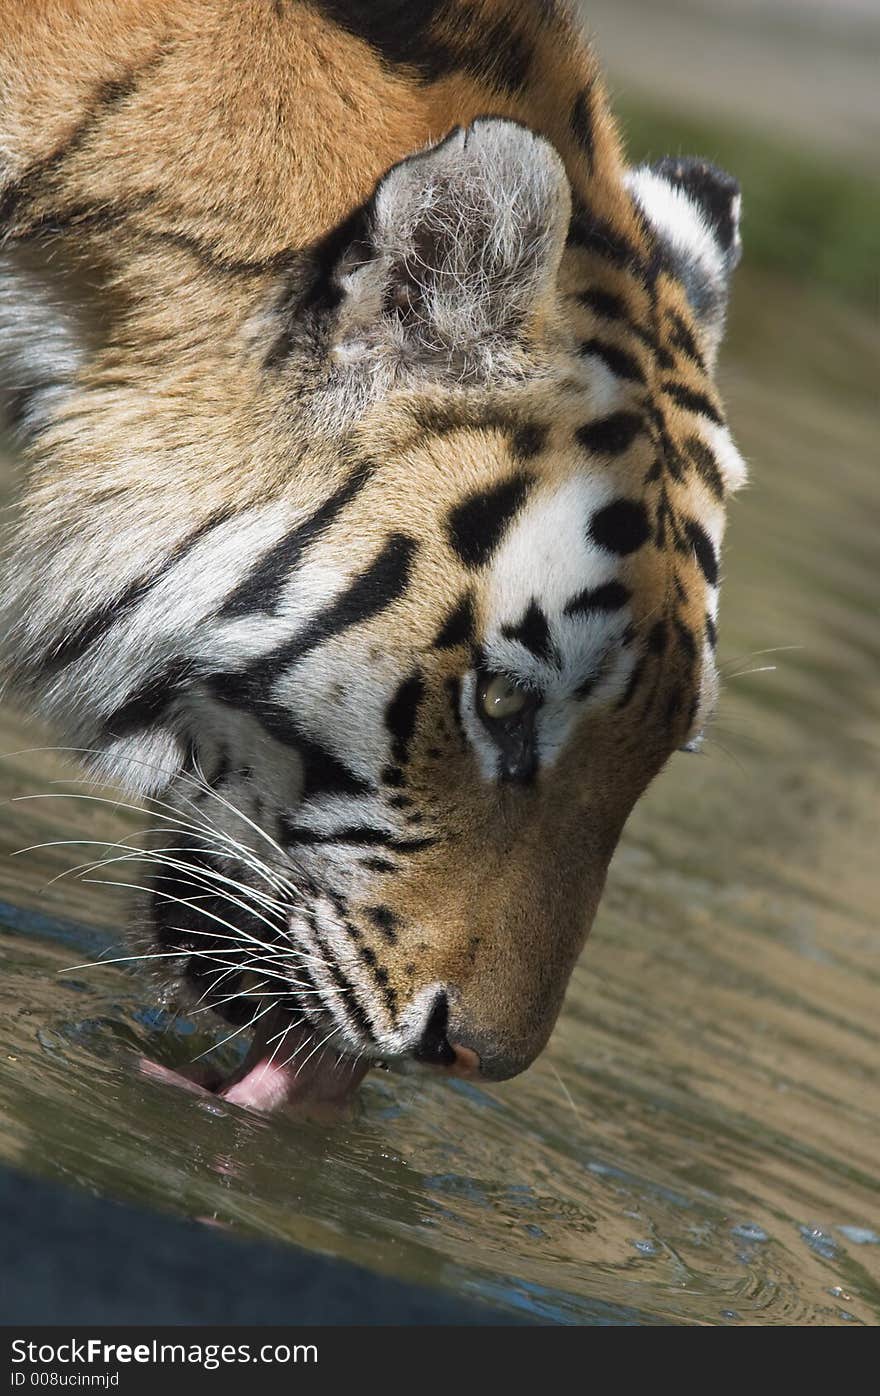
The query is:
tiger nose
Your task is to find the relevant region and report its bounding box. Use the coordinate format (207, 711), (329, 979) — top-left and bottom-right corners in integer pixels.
(412, 992), (481, 1076)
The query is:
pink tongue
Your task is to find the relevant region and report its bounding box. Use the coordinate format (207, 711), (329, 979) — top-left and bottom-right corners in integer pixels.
(219, 1018), (370, 1112)
(141, 1011), (370, 1115)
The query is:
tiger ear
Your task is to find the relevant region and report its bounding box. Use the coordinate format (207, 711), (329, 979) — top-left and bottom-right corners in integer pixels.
(329, 118), (571, 375)
(627, 157), (742, 367)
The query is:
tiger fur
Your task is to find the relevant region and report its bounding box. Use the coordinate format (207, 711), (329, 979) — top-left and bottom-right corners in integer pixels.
(0, 0), (746, 1093)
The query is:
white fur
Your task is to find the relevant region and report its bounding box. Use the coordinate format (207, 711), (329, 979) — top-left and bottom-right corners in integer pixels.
(705, 420), (748, 493)
(0, 249), (86, 438)
(625, 167), (726, 288)
(462, 477), (639, 778)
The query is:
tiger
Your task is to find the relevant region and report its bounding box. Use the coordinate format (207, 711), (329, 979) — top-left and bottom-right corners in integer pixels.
(0, 0), (746, 1111)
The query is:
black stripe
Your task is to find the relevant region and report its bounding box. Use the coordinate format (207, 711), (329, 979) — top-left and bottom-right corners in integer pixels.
(684, 519), (719, 586)
(272, 530), (416, 660)
(306, 914), (378, 1043)
(665, 309), (705, 369)
(385, 673), (425, 767)
(206, 676), (371, 798)
(615, 656), (646, 711)
(357, 941), (399, 1018)
(579, 337), (645, 383)
(629, 319), (661, 355)
(314, 2), (531, 93)
(647, 619), (668, 656)
(433, 593), (475, 650)
(570, 86), (595, 169)
(0, 53), (166, 229)
(312, 1), (455, 83)
(445, 675), (465, 744)
(665, 445), (687, 484)
(9, 190), (303, 281)
(295, 731), (372, 800)
(705, 613), (718, 649)
(464, 17), (532, 93)
(208, 745), (231, 789)
(446, 474), (533, 568)
(221, 466), (372, 618)
(361, 856), (398, 874)
(510, 421), (549, 461)
(588, 498), (651, 556)
(2, 384), (51, 435)
(578, 287), (628, 321)
(281, 825), (436, 854)
(501, 600), (554, 663)
(332, 957), (380, 1041)
(577, 411), (643, 456)
(286, 957), (323, 1028)
(41, 512), (229, 677)
(102, 656), (193, 739)
(662, 381), (724, 425)
(573, 672), (598, 701)
(216, 532), (418, 712)
(136, 224), (298, 279)
(365, 905), (400, 945)
(408, 403), (547, 461)
(567, 203), (642, 273)
(674, 617), (698, 663)
(665, 688), (683, 725)
(684, 435), (725, 500)
(564, 581), (631, 617)
(6, 192), (151, 244)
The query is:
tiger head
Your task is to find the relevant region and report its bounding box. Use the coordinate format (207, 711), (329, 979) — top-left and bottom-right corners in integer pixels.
(2, 118), (745, 1087)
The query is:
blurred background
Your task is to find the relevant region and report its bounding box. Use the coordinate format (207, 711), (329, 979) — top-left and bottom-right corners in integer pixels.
(1, 1), (878, 1325)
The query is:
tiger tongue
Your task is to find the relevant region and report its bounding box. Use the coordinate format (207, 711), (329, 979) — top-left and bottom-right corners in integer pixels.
(217, 1014), (370, 1113)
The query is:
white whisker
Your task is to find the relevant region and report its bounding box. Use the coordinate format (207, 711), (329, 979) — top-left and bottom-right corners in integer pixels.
(189, 1000), (279, 1064)
(12, 784), (298, 900)
(292, 1025), (342, 1079)
(722, 664), (778, 682)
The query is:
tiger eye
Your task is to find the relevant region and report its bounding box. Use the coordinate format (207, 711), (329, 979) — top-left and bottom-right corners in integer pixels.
(479, 673), (530, 721)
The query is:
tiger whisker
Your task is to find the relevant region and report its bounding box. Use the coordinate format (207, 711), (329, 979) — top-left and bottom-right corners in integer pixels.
(203, 979), (273, 1009)
(146, 918), (334, 981)
(12, 783), (298, 901)
(184, 756), (298, 884)
(73, 843), (292, 933)
(17, 837), (291, 922)
(699, 732), (748, 772)
(187, 961), (245, 1010)
(717, 644), (803, 676)
(189, 999), (280, 1064)
(77, 873), (300, 965)
(59, 947), (223, 974)
(292, 1025), (344, 1079)
(261, 1014), (308, 1075)
(722, 665), (778, 682)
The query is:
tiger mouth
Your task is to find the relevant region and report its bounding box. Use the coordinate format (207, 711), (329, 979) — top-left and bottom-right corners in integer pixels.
(216, 1006), (372, 1111)
(164, 948), (475, 1111)
(144, 1003), (373, 1113)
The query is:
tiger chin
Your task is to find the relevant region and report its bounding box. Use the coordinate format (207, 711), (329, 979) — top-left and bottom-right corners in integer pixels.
(0, 1), (746, 1113)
